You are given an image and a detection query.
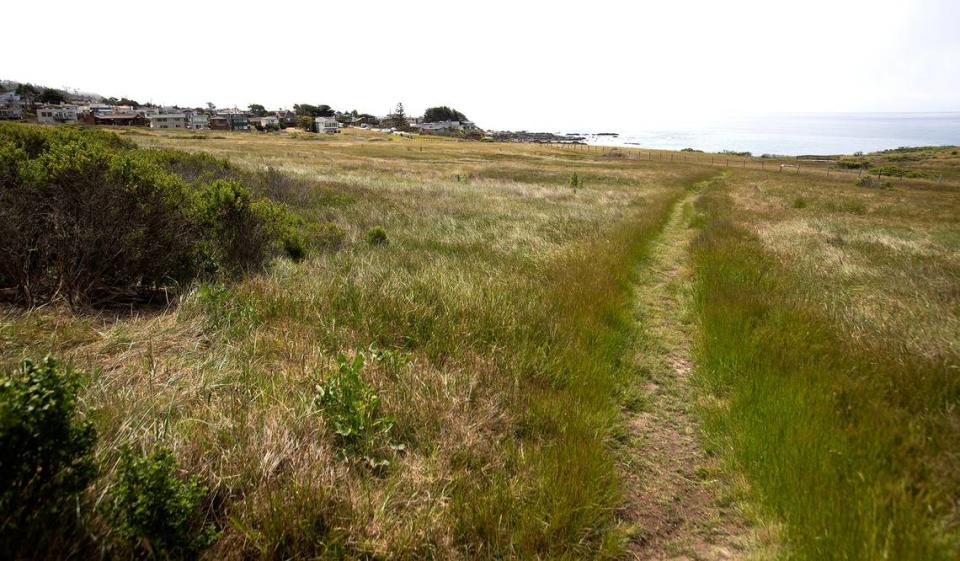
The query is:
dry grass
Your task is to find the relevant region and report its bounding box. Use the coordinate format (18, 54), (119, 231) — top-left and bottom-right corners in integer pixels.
(1, 127), (707, 559)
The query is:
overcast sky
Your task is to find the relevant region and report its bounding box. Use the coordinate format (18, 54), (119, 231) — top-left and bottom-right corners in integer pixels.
(4, 0), (958, 131)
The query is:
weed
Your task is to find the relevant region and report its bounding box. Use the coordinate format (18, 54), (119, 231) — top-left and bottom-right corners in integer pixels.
(314, 354), (394, 466)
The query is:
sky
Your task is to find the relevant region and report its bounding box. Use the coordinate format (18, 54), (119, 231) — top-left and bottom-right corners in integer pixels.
(4, 0), (959, 131)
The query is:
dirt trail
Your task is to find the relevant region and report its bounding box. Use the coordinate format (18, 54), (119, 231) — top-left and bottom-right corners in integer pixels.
(618, 191), (758, 560)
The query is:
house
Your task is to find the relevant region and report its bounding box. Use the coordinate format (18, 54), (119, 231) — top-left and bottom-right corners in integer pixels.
(259, 115), (279, 129)
(148, 113), (189, 129)
(315, 116), (339, 133)
(0, 92), (24, 120)
(189, 114), (209, 130)
(37, 104), (79, 124)
(83, 112), (149, 126)
(210, 111), (250, 131)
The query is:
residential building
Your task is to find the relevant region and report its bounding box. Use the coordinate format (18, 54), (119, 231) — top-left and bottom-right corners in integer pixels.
(148, 113), (189, 129)
(210, 111), (250, 131)
(82, 112), (149, 126)
(189, 114), (209, 130)
(315, 116), (339, 133)
(259, 115), (279, 129)
(37, 104), (79, 124)
(0, 92), (24, 120)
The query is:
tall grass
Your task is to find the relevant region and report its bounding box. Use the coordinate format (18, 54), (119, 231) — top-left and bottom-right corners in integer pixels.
(691, 184), (960, 560)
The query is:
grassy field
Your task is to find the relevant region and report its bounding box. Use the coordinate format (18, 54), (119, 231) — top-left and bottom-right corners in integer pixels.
(691, 169), (960, 560)
(2, 126), (959, 559)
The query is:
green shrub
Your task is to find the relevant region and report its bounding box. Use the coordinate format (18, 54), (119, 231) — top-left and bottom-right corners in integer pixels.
(109, 447), (217, 560)
(792, 197), (808, 209)
(365, 225), (388, 246)
(0, 123), (300, 307)
(0, 357), (96, 556)
(315, 354), (393, 464)
(568, 172), (581, 188)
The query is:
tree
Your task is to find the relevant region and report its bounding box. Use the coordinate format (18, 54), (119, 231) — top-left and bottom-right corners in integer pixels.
(37, 88), (66, 105)
(383, 102), (409, 130)
(423, 106), (467, 123)
(293, 104), (334, 117)
(206, 102), (216, 111)
(296, 115), (315, 131)
(248, 104), (266, 116)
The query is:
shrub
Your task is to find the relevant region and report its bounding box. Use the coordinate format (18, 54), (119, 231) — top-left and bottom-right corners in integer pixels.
(568, 173), (581, 188)
(792, 197), (808, 209)
(315, 354), (393, 464)
(0, 124), (299, 307)
(0, 136), (197, 306)
(109, 447), (217, 560)
(0, 357), (96, 555)
(365, 226), (389, 246)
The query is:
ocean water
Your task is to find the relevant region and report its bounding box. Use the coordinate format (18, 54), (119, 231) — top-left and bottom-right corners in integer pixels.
(582, 113), (960, 156)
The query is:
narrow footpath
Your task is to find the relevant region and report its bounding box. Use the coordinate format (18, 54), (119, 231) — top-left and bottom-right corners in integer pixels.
(618, 190), (763, 560)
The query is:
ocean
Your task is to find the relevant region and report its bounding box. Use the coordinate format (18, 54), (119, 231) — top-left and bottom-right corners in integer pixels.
(580, 113), (960, 156)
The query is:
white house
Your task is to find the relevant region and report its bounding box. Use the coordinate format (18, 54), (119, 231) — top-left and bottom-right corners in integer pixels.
(259, 115), (279, 128)
(189, 114), (209, 129)
(37, 104), (79, 124)
(148, 113), (189, 129)
(0, 92), (24, 120)
(315, 116), (339, 133)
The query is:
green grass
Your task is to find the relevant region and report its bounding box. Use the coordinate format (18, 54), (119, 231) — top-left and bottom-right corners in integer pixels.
(1, 126), (708, 559)
(4, 125), (959, 559)
(691, 176), (960, 560)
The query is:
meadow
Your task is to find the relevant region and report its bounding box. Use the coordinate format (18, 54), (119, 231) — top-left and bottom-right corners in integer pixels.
(1, 126), (958, 560)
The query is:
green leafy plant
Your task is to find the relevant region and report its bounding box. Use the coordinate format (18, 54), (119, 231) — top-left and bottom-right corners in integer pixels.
(0, 356), (96, 555)
(365, 226), (388, 246)
(109, 447), (217, 560)
(315, 354), (393, 465)
(568, 172), (581, 188)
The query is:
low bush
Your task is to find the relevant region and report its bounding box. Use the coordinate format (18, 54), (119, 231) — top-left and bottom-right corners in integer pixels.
(365, 226), (389, 246)
(0, 123), (299, 307)
(0, 356), (96, 557)
(109, 446), (217, 560)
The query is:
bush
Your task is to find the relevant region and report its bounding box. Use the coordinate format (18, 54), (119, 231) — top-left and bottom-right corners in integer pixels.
(109, 447), (217, 560)
(792, 197), (808, 209)
(0, 123), (300, 307)
(365, 226), (388, 246)
(195, 179), (291, 274)
(315, 354), (393, 465)
(0, 357), (96, 556)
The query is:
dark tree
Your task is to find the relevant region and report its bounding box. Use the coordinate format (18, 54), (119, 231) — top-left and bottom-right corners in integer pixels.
(423, 106), (467, 123)
(38, 88), (67, 104)
(248, 104), (266, 116)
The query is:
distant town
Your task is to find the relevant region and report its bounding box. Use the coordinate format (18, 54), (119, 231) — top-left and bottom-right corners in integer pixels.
(0, 80), (582, 143)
